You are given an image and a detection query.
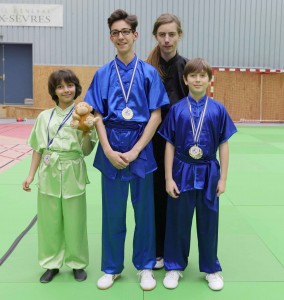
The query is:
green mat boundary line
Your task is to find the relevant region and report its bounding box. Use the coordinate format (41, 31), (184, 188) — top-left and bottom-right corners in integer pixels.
(0, 215), (37, 266)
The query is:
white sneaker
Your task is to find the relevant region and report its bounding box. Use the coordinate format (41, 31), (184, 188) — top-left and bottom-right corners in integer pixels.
(137, 269), (156, 291)
(163, 270), (183, 289)
(153, 257), (164, 270)
(97, 273), (120, 289)
(205, 273), (224, 291)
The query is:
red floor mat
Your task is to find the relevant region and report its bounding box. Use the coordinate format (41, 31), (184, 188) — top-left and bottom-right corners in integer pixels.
(0, 124), (33, 172)
(0, 124), (33, 139)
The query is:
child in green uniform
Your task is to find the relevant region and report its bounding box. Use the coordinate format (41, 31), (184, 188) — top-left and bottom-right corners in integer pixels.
(22, 69), (97, 283)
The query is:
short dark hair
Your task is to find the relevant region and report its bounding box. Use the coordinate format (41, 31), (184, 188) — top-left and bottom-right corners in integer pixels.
(183, 58), (212, 81)
(48, 69), (82, 104)
(107, 9), (138, 31)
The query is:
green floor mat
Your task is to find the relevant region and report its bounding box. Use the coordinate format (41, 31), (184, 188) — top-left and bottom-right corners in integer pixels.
(1, 126), (284, 299)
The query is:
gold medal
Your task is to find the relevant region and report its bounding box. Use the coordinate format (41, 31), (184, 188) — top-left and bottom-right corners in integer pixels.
(43, 153), (51, 165)
(122, 107), (134, 120)
(189, 145), (203, 159)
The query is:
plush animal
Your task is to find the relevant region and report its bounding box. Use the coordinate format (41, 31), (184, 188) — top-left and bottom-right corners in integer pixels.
(70, 102), (98, 134)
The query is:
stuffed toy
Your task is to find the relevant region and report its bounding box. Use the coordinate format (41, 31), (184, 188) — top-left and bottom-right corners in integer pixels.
(70, 102), (99, 134)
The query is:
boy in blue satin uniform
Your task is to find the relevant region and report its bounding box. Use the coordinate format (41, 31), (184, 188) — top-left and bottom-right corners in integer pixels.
(158, 58), (237, 291)
(84, 9), (169, 291)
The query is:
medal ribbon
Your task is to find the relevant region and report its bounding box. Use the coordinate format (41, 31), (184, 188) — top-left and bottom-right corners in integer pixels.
(114, 56), (138, 107)
(187, 96), (208, 145)
(47, 105), (75, 148)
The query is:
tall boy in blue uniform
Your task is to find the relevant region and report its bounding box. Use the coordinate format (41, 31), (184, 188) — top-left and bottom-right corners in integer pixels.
(158, 58), (237, 291)
(85, 9), (169, 291)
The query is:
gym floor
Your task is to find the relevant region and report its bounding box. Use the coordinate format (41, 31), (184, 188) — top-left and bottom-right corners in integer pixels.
(1, 120), (284, 300)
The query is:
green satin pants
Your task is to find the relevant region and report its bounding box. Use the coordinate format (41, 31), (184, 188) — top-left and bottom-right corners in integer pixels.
(37, 192), (89, 269)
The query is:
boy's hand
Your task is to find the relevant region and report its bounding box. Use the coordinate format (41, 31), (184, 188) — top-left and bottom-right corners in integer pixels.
(216, 178), (226, 196)
(166, 179), (180, 198)
(22, 176), (33, 192)
(83, 116), (100, 130)
(106, 149), (129, 169)
(120, 148), (140, 164)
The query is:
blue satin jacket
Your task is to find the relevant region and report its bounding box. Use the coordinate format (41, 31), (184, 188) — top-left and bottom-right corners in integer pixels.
(85, 55), (170, 180)
(158, 95), (237, 210)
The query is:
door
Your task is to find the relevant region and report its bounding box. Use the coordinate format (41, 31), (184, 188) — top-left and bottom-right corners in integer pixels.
(0, 45), (4, 103)
(0, 44), (33, 105)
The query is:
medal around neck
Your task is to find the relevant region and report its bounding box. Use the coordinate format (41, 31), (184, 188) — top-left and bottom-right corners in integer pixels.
(122, 106), (134, 120)
(187, 96), (208, 160)
(115, 57), (138, 121)
(189, 145), (203, 159)
(43, 152), (51, 165)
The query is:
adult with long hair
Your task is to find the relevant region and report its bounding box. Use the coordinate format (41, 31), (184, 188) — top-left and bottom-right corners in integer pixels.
(146, 14), (188, 269)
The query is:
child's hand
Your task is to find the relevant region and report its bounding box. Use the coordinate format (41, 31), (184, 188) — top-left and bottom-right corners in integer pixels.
(106, 149), (129, 169)
(120, 148), (139, 164)
(83, 116), (99, 131)
(166, 179), (180, 198)
(216, 178), (226, 196)
(22, 176), (33, 192)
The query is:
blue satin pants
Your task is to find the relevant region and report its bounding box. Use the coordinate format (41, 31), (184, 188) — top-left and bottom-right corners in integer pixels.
(101, 173), (156, 274)
(164, 189), (222, 274)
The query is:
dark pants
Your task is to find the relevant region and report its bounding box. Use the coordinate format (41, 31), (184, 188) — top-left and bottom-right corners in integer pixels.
(164, 189), (222, 274)
(152, 132), (167, 258)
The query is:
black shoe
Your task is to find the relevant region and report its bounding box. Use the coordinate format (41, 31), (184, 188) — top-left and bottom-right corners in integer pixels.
(73, 269), (87, 282)
(40, 269), (59, 283)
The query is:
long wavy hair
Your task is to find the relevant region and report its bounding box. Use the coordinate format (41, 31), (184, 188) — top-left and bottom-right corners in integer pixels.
(146, 14), (183, 81)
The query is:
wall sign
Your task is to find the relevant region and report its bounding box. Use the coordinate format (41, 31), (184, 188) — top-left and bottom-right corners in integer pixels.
(0, 4), (63, 27)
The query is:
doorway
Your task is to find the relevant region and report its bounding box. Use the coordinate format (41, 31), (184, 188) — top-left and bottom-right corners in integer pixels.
(0, 44), (33, 105)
